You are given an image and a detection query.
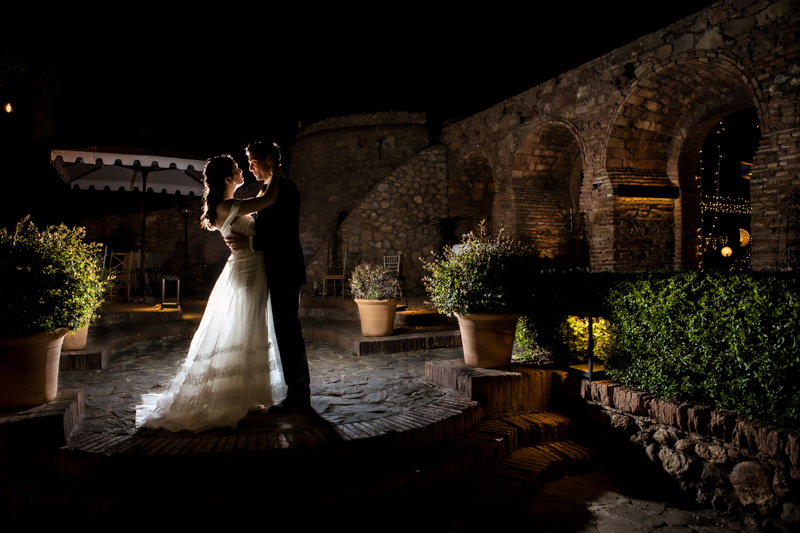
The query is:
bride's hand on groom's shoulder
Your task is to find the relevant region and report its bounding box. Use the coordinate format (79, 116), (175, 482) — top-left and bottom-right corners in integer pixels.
(224, 232), (249, 252)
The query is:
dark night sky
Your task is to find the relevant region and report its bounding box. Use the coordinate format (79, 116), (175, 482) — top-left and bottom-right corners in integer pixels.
(1, 2), (716, 225)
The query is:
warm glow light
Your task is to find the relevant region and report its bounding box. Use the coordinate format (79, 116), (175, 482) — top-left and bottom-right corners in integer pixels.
(721, 246), (733, 257)
(739, 229), (750, 247)
(741, 161), (753, 179)
(4, 103), (10, 113)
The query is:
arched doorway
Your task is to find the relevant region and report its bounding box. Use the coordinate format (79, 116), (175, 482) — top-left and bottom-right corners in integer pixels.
(504, 122), (586, 264)
(605, 57), (761, 270)
(695, 108), (761, 270)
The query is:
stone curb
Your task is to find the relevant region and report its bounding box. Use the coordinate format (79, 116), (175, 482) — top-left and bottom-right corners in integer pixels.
(563, 376), (800, 468)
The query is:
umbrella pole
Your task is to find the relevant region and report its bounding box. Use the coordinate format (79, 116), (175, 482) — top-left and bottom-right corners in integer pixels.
(140, 171), (147, 299)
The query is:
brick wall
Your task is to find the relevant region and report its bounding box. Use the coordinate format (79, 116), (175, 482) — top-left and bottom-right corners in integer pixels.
(440, 0), (799, 272)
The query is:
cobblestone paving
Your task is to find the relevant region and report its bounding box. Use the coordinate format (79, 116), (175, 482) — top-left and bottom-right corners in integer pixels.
(58, 337), (464, 436)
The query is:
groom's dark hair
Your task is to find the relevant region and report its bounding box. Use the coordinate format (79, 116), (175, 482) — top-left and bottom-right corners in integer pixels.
(246, 141), (281, 163)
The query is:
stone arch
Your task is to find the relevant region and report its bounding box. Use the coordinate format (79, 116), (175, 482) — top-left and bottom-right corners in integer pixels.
(501, 121), (586, 260)
(604, 54), (762, 269)
(447, 151), (495, 241)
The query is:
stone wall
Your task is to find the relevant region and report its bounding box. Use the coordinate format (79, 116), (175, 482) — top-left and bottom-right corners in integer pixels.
(439, 0), (800, 271)
(447, 152), (495, 241)
(288, 112), (429, 267)
(561, 377), (800, 530)
(305, 144), (448, 296)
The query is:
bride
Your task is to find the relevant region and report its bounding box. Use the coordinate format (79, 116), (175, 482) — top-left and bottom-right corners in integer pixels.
(136, 154), (287, 432)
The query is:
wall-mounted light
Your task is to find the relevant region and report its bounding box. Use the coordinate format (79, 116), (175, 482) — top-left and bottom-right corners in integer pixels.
(4, 103), (11, 113)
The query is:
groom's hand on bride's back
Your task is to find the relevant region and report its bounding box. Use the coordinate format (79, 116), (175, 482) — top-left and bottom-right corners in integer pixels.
(224, 232), (250, 252)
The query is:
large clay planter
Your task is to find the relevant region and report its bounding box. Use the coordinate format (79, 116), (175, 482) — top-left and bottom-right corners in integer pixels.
(456, 313), (521, 368)
(62, 324), (89, 351)
(0, 328), (68, 409)
(355, 299), (397, 337)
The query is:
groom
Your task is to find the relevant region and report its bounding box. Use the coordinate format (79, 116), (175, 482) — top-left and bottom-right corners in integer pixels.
(225, 141), (311, 412)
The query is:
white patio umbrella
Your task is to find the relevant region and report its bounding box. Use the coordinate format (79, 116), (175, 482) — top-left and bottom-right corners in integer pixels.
(50, 148), (205, 194)
(50, 147), (207, 297)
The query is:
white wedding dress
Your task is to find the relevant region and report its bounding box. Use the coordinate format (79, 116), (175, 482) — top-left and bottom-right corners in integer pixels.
(136, 200), (287, 432)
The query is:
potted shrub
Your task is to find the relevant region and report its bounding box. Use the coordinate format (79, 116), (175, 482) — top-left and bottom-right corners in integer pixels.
(349, 263), (401, 337)
(0, 217), (110, 409)
(422, 223), (531, 368)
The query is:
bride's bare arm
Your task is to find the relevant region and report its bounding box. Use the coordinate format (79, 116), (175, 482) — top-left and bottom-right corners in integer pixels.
(220, 178), (281, 251)
(236, 176), (281, 216)
(215, 177), (280, 234)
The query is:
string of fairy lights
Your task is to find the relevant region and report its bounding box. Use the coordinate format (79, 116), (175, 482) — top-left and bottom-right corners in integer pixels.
(696, 121), (751, 271)
(699, 196), (752, 215)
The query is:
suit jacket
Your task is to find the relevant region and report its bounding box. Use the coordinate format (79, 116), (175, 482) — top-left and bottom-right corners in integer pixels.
(252, 176), (307, 289)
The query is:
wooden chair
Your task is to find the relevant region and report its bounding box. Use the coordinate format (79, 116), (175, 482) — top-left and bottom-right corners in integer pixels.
(383, 254), (407, 305)
(321, 250), (348, 298)
(108, 251), (134, 302)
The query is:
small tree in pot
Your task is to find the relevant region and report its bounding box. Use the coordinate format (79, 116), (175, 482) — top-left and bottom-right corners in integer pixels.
(0, 217), (110, 408)
(422, 223), (532, 368)
(349, 263), (401, 337)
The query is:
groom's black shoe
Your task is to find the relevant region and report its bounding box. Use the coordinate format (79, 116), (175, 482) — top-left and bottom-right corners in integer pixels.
(268, 401), (314, 414)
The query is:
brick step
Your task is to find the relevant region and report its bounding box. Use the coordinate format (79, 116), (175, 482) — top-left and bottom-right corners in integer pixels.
(302, 318), (461, 356)
(1, 410), (582, 527)
(245, 411), (580, 521)
(445, 440), (596, 530)
(299, 305), (452, 328)
(283, 411), (587, 530)
(426, 359), (566, 416)
(31, 395), (480, 479)
(396, 308), (452, 327)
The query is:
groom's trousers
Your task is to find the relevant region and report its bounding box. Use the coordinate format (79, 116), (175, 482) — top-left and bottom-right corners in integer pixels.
(270, 286), (311, 406)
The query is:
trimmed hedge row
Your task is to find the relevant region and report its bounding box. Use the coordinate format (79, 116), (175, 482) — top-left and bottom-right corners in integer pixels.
(519, 270), (800, 428)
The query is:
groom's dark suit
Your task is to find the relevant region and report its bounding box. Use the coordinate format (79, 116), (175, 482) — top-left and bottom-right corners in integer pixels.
(252, 176), (310, 406)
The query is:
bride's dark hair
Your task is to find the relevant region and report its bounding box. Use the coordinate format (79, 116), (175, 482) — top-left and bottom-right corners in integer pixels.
(200, 155), (236, 231)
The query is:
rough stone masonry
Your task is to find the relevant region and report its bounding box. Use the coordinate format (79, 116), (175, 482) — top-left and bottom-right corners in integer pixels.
(291, 0), (799, 293)
(562, 376), (800, 531)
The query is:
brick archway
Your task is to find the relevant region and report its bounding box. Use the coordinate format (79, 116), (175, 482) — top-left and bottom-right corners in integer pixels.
(605, 55), (760, 269)
(500, 121), (585, 259)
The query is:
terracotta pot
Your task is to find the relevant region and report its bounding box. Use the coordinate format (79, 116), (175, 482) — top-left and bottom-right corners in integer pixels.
(62, 324), (89, 351)
(0, 328), (69, 409)
(355, 299), (397, 337)
(456, 313), (521, 368)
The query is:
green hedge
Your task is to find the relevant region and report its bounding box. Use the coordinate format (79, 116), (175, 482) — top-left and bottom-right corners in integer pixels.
(603, 271), (799, 428)
(517, 270), (800, 428)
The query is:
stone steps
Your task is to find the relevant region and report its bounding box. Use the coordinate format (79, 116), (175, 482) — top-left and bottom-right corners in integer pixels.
(301, 318), (461, 356)
(426, 359), (566, 416)
(27, 394), (479, 480)
(299, 303), (451, 328)
(294, 410), (594, 529)
(448, 440), (595, 529)
(1, 408), (592, 528)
